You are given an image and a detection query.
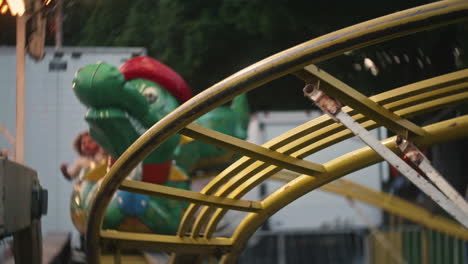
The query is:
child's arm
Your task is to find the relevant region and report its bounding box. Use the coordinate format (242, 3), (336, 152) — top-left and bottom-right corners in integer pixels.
(61, 158), (89, 180)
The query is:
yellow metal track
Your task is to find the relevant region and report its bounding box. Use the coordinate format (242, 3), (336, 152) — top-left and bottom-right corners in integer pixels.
(120, 180), (262, 212)
(184, 69), (468, 243)
(180, 123), (325, 175)
(85, 1), (468, 263)
(296, 65), (427, 138)
(225, 116), (468, 263)
(100, 230), (232, 254)
(273, 172), (468, 240)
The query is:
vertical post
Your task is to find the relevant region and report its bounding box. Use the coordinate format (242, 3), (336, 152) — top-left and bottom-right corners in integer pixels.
(421, 229), (429, 264)
(16, 15), (26, 164)
(277, 233), (286, 264)
(114, 244), (121, 264)
(55, 0), (62, 49)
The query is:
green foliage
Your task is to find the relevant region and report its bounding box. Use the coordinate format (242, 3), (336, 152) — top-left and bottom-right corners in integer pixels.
(57, 0), (468, 110)
(79, 0), (133, 45)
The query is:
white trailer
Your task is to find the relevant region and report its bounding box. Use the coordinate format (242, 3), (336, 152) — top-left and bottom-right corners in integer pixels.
(0, 46), (146, 238)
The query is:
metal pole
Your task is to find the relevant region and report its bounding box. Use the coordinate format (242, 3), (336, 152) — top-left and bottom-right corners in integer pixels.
(303, 85), (468, 228)
(336, 110), (468, 227)
(397, 138), (468, 219)
(55, 0), (62, 49)
(16, 15), (26, 163)
(277, 233), (286, 264)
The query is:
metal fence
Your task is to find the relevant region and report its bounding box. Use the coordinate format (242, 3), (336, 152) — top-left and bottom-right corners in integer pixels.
(239, 229), (368, 264)
(239, 227), (468, 264)
(369, 227), (468, 264)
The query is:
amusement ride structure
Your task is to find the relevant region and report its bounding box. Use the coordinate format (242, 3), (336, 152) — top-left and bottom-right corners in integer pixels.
(66, 1), (468, 263)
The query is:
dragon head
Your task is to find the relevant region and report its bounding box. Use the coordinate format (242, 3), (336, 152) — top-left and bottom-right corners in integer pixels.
(72, 56), (192, 165)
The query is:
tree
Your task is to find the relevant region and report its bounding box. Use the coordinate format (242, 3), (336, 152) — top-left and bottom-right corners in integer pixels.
(62, 0), (467, 111)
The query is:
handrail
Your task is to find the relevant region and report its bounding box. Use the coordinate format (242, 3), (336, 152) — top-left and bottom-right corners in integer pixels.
(226, 115), (468, 263)
(85, 1), (468, 263)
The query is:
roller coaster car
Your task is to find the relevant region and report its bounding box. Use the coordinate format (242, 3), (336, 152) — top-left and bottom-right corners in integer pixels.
(83, 1), (468, 263)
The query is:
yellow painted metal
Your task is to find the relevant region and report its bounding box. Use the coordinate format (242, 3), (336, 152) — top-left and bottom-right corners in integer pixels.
(176, 157), (259, 237)
(271, 68), (468, 153)
(179, 69), (468, 258)
(84, 1), (468, 263)
(181, 123), (325, 175)
(368, 231), (404, 264)
(372, 68), (468, 104)
(281, 71), (468, 158)
(383, 82), (468, 110)
(296, 65), (426, 137)
(321, 180), (468, 240)
(397, 91), (468, 117)
(101, 230), (232, 254)
(100, 254), (148, 264)
(226, 115), (468, 263)
(119, 180), (262, 212)
(177, 159), (276, 238)
(197, 74), (468, 240)
(282, 85), (468, 159)
(191, 165), (281, 238)
(272, 172), (468, 240)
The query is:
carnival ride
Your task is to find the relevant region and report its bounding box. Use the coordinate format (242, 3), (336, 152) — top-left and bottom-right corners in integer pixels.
(74, 0), (468, 263)
(70, 55), (249, 236)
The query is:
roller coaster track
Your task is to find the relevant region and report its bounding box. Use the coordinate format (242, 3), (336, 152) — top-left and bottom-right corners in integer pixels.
(85, 1), (468, 263)
(273, 172), (468, 240)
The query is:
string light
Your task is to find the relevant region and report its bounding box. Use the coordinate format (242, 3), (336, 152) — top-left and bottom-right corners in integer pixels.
(5, 0), (25, 16)
(364, 58), (379, 76)
(0, 4), (8, 14)
(0, 0), (52, 16)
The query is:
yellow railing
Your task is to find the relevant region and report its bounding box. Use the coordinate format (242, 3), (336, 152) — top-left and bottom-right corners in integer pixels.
(85, 1), (468, 263)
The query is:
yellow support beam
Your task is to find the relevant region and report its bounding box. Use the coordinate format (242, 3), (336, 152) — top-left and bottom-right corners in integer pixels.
(199, 88), (468, 239)
(101, 230), (232, 254)
(177, 158), (261, 237)
(272, 172), (468, 240)
(120, 180), (262, 212)
(83, 1), (468, 263)
(191, 165), (281, 238)
(323, 180), (468, 238)
(383, 82), (468, 110)
(228, 115), (468, 264)
(100, 254), (149, 264)
(181, 123), (325, 175)
(268, 68), (468, 152)
(296, 64), (426, 137)
(184, 81), (468, 240)
(284, 85), (468, 159)
(371, 68), (468, 105)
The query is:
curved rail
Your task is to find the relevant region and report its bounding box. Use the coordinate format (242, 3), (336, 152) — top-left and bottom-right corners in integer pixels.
(225, 115), (468, 263)
(86, 1), (468, 263)
(181, 69), (468, 243)
(273, 172), (468, 240)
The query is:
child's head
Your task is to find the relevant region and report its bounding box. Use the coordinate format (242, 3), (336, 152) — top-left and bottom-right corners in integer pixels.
(73, 131), (100, 157)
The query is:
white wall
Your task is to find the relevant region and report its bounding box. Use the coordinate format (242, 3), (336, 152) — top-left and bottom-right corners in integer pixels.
(0, 47), (146, 237)
(251, 111), (387, 230)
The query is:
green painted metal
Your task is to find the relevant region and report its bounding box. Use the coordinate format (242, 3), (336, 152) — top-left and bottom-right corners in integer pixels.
(372, 228), (468, 264)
